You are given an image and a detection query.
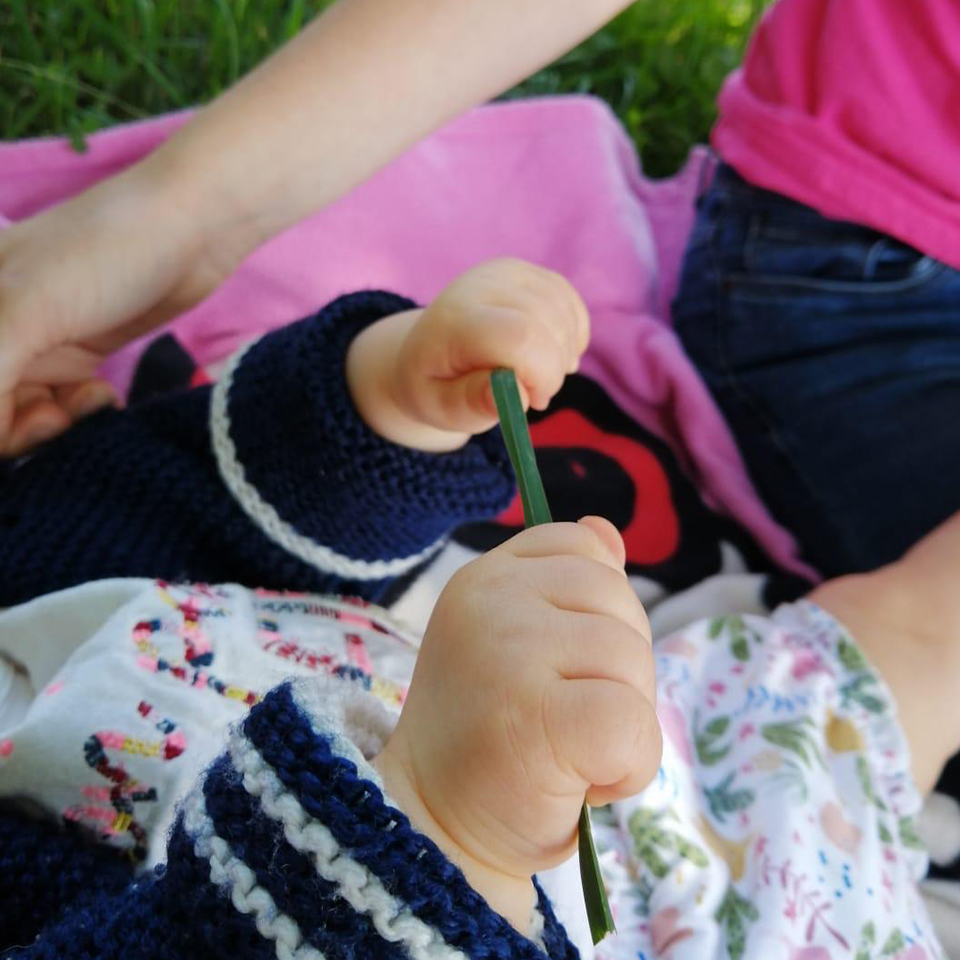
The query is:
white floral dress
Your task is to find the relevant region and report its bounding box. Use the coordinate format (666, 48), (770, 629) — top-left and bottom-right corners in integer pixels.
(595, 601), (941, 960)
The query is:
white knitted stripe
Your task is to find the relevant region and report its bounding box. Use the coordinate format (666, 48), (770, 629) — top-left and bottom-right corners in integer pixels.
(529, 905), (547, 953)
(228, 731), (469, 960)
(182, 787), (326, 960)
(209, 342), (447, 581)
(291, 677), (396, 776)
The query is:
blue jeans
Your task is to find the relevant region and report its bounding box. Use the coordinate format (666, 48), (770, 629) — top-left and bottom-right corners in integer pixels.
(673, 164), (960, 576)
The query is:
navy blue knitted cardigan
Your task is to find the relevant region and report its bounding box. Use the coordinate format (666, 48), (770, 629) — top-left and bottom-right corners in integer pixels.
(0, 681), (579, 960)
(0, 291), (514, 607)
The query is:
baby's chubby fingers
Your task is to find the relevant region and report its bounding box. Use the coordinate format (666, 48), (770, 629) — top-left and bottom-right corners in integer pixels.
(351, 259), (589, 452)
(499, 517), (626, 570)
(380, 513), (659, 882)
(546, 609), (654, 694)
(466, 258), (589, 373)
(500, 518), (659, 791)
(463, 260), (589, 411)
(402, 259), (589, 421)
(496, 518), (648, 630)
(543, 677), (662, 799)
(446, 304), (569, 412)
(493, 517), (654, 694)
(527, 553), (650, 646)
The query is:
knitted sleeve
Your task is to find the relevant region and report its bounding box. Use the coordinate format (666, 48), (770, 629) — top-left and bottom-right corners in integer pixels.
(0, 292), (514, 607)
(5, 679), (580, 960)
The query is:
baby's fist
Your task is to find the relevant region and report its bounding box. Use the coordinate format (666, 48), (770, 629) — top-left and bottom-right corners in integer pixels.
(377, 518), (661, 894)
(347, 259), (589, 451)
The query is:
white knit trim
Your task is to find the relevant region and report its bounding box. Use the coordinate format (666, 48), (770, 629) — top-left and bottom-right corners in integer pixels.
(228, 731), (469, 960)
(291, 676), (396, 767)
(182, 786), (325, 960)
(209, 342), (447, 581)
(529, 904), (547, 952)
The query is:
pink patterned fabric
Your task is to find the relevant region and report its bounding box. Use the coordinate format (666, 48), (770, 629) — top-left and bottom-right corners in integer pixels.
(0, 95), (813, 577)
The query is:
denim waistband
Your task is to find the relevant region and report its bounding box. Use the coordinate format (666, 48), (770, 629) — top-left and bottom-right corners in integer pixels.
(708, 162), (887, 237)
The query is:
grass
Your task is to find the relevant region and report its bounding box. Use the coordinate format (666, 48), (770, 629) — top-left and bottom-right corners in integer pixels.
(0, 0), (770, 177)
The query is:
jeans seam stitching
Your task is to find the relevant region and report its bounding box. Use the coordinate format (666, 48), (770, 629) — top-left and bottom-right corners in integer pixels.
(724, 257), (947, 298)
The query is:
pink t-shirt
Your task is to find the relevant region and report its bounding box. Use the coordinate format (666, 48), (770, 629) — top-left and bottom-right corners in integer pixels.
(713, 0), (960, 269)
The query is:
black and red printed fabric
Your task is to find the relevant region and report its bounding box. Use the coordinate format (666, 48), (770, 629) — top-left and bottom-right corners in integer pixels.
(457, 374), (779, 595)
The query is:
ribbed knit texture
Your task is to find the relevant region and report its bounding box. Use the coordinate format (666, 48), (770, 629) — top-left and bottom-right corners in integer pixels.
(2, 682), (579, 960)
(0, 292), (514, 607)
(0, 806), (134, 948)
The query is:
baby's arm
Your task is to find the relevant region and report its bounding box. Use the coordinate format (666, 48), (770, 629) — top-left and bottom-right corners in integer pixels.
(811, 509), (960, 795)
(1, 678), (582, 960)
(1, 519), (657, 958)
(0, 260), (586, 607)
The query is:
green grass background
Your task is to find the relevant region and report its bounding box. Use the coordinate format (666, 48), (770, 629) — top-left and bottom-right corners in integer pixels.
(0, 0), (770, 177)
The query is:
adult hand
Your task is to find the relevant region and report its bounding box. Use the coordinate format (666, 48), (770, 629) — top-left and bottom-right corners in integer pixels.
(0, 159), (251, 456)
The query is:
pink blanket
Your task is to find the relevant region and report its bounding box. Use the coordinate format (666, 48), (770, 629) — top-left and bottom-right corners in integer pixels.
(0, 95), (813, 579)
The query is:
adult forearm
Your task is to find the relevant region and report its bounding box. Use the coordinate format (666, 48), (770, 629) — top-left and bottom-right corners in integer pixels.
(146, 0), (634, 249)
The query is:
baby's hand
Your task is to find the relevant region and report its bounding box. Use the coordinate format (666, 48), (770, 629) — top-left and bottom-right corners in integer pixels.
(346, 259), (589, 451)
(375, 517), (660, 930)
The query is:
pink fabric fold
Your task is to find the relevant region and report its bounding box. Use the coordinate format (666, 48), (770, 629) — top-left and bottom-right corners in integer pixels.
(0, 95), (814, 578)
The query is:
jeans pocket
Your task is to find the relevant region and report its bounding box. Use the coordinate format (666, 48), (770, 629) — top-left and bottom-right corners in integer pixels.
(728, 211), (947, 300)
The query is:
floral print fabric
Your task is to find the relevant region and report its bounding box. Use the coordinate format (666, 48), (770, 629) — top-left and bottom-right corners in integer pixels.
(595, 600), (941, 960)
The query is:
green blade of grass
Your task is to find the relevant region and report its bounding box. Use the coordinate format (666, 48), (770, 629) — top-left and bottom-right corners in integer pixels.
(490, 369), (552, 526)
(490, 368), (615, 945)
(578, 805), (615, 944)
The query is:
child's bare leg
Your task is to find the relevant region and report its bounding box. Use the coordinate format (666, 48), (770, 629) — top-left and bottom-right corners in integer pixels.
(810, 511), (960, 794)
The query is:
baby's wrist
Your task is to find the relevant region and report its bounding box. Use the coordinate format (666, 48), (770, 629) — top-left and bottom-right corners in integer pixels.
(373, 740), (538, 936)
(346, 309), (471, 453)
